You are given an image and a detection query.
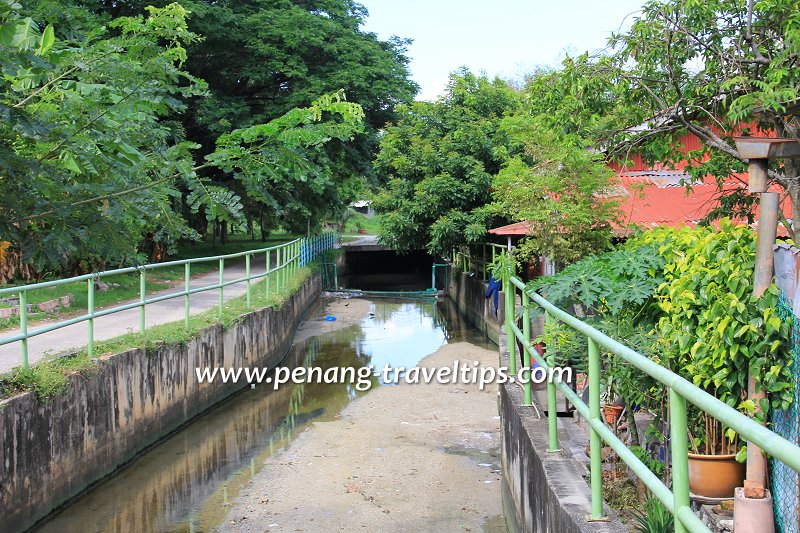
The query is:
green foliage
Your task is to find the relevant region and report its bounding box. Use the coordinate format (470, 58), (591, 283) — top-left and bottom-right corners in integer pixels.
(631, 446), (666, 479)
(654, 220), (791, 439)
(208, 90), (366, 231)
(491, 117), (619, 264)
(631, 497), (673, 533)
(529, 244), (665, 317)
(602, 0), (800, 238)
(1, 2), (209, 270)
(373, 70), (520, 254)
(534, 222), (792, 451)
(2, 0), (410, 280)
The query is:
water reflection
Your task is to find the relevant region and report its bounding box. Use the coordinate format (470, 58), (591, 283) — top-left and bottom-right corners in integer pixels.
(31, 297), (489, 533)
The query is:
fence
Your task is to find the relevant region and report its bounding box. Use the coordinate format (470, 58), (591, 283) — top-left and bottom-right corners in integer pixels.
(452, 243), (507, 281)
(501, 260), (800, 533)
(774, 293), (800, 533)
(0, 233), (339, 370)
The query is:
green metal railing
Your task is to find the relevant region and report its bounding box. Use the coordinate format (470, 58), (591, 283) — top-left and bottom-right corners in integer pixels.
(502, 267), (800, 533)
(453, 243), (507, 280)
(0, 233), (339, 370)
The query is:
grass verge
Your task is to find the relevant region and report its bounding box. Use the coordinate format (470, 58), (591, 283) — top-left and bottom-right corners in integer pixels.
(0, 264), (314, 401)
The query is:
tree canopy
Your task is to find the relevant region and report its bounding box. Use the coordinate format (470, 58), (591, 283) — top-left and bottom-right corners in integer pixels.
(2, 0), (415, 280)
(373, 69), (621, 263)
(372, 70), (520, 254)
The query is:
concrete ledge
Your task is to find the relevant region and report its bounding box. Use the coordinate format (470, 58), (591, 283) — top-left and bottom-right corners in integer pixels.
(0, 276), (321, 532)
(499, 333), (627, 533)
(445, 270), (504, 344)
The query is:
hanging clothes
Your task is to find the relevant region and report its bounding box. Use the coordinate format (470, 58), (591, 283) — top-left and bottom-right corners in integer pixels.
(485, 276), (501, 315)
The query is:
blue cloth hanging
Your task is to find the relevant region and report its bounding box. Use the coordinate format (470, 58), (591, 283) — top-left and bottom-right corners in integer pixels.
(485, 276), (501, 315)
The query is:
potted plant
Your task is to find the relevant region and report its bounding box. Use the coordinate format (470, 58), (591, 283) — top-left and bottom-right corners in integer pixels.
(654, 221), (792, 498)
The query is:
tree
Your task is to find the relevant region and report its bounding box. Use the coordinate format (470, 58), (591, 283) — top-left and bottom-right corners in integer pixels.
(601, 0), (800, 239)
(28, 0), (419, 236)
(1, 2), (208, 273)
(373, 70), (520, 254)
(491, 115), (620, 265)
(0, 1), (365, 279)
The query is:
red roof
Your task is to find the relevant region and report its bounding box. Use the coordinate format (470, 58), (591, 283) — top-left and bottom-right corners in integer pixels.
(613, 170), (792, 236)
(486, 171), (792, 238)
(488, 221), (531, 236)
(487, 128), (794, 238)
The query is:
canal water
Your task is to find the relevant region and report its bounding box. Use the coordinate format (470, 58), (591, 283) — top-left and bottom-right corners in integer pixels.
(31, 297), (491, 533)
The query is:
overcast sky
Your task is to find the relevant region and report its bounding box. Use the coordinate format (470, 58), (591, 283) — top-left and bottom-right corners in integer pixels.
(358, 0), (645, 101)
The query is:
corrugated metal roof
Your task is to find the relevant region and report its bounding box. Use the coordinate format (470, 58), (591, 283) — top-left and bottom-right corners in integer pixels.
(488, 221), (531, 236)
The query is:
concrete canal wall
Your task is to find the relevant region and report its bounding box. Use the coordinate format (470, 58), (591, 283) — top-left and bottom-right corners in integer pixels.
(0, 276), (320, 532)
(444, 270), (505, 344)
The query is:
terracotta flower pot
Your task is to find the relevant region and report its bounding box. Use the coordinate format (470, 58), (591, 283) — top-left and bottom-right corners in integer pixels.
(687, 453), (745, 498)
(603, 404), (623, 425)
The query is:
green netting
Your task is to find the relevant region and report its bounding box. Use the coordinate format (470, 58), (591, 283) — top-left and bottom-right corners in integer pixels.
(773, 292), (800, 533)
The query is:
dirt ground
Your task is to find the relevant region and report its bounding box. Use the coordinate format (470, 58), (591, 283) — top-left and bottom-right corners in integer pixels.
(219, 298), (505, 533)
(290, 297), (373, 345)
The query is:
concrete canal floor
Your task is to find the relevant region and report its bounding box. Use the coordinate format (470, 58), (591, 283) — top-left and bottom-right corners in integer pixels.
(220, 299), (506, 533)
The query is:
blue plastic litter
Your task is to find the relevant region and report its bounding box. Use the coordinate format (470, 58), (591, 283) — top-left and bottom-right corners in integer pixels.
(324, 315), (337, 321)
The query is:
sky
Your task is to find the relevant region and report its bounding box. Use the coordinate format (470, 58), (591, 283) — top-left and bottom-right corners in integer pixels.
(358, 0), (645, 101)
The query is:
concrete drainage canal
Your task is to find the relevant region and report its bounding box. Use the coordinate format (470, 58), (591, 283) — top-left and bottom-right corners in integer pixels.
(30, 293), (506, 533)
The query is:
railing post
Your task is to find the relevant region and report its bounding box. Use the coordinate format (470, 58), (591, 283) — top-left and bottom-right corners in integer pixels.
(483, 244), (487, 281)
(431, 264), (436, 291)
(184, 263), (191, 327)
(546, 311), (560, 452)
(588, 337), (604, 519)
(504, 274), (517, 376)
(670, 388), (690, 533)
(277, 247), (283, 293)
(266, 250), (271, 299)
(246, 253), (252, 311)
(87, 278), (95, 358)
(139, 269), (146, 334)
(219, 258), (224, 318)
(521, 290), (532, 406)
(19, 290), (28, 369)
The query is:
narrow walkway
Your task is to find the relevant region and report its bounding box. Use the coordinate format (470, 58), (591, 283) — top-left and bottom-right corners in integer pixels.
(0, 261), (267, 375)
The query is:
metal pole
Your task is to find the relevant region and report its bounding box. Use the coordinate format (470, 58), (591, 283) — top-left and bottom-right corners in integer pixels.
(219, 258), (224, 318)
(184, 263), (190, 327)
(521, 290), (532, 406)
(431, 264), (436, 291)
(748, 190), (779, 488)
(87, 278), (95, 358)
(670, 388), (690, 533)
(266, 250), (271, 299)
(753, 191), (779, 298)
(246, 253), (252, 311)
(277, 247), (283, 293)
(139, 270), (146, 333)
(19, 290), (28, 369)
(504, 273), (517, 376)
(546, 311), (559, 452)
(588, 337), (603, 519)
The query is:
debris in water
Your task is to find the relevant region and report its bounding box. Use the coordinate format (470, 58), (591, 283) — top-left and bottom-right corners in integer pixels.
(324, 315), (337, 321)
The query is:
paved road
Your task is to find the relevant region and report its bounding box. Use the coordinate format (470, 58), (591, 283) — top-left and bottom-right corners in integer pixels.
(0, 261), (269, 375)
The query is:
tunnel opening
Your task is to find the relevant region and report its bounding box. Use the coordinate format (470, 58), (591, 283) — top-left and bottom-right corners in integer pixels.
(338, 249), (435, 291)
